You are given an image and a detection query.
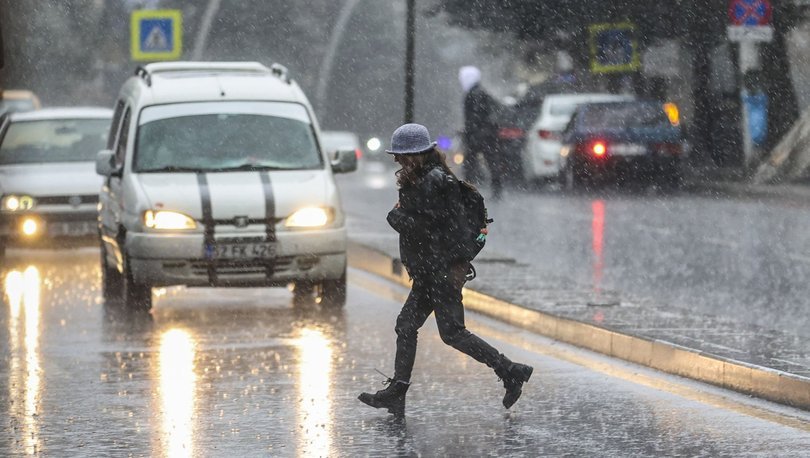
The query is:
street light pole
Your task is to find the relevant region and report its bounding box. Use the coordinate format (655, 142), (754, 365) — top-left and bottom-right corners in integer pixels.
(404, 0), (415, 123)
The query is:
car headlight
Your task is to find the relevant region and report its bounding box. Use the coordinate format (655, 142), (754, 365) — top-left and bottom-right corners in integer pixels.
(285, 207), (331, 228)
(144, 210), (197, 230)
(2, 195), (36, 211)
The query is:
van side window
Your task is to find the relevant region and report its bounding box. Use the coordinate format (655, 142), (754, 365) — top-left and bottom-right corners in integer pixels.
(107, 100), (125, 150)
(114, 107), (131, 168)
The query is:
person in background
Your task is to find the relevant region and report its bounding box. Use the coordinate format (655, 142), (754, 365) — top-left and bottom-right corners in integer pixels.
(357, 123), (533, 416)
(459, 66), (503, 199)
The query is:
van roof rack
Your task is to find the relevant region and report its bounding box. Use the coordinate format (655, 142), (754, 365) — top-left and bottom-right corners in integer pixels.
(134, 62), (292, 86)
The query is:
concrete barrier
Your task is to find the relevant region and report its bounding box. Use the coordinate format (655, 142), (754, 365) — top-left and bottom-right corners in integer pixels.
(754, 106), (810, 184)
(348, 241), (810, 411)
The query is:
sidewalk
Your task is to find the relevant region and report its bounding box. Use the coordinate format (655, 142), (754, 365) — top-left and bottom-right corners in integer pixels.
(686, 165), (810, 203)
(344, 203), (810, 411)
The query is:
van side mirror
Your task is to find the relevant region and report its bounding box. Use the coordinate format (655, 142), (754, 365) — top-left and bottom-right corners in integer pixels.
(95, 149), (119, 176)
(331, 149), (358, 174)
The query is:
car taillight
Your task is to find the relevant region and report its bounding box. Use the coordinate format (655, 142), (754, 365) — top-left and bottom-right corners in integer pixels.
(355, 148), (363, 160)
(592, 141), (607, 157)
(498, 127), (525, 140)
(538, 129), (559, 140)
(655, 143), (682, 155)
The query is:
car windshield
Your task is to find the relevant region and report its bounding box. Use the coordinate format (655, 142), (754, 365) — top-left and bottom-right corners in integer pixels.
(0, 99), (36, 114)
(581, 103), (671, 129)
(135, 102), (322, 173)
(0, 118), (110, 165)
(135, 102), (322, 172)
(548, 101), (582, 118)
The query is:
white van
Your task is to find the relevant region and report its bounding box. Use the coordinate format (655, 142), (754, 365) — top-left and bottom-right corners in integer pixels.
(96, 62), (357, 311)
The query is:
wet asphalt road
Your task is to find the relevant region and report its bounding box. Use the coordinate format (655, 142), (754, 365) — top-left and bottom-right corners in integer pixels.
(338, 161), (810, 338)
(2, 248), (810, 456)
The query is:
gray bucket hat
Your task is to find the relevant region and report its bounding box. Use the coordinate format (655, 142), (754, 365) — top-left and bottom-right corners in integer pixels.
(386, 123), (437, 155)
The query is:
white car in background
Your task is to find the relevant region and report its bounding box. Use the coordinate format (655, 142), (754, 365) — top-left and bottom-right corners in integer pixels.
(321, 130), (363, 165)
(522, 93), (634, 184)
(0, 107), (113, 258)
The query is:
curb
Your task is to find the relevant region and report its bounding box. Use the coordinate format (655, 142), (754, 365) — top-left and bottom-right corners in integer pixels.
(348, 241), (810, 411)
(689, 179), (810, 203)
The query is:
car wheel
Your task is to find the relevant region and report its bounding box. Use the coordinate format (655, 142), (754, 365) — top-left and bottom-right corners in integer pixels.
(317, 270), (347, 308)
(100, 244), (123, 302)
(560, 162), (578, 191)
(664, 164), (684, 191)
(292, 280), (315, 306)
(122, 254), (152, 311)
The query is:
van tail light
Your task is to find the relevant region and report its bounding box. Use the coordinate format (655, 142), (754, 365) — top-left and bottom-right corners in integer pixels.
(655, 143), (682, 155)
(498, 127), (525, 140)
(538, 129), (560, 140)
(355, 148), (363, 160)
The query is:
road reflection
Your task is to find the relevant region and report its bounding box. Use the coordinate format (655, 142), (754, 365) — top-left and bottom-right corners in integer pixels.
(5, 266), (43, 456)
(591, 199), (605, 293)
(157, 328), (198, 458)
(296, 327), (334, 458)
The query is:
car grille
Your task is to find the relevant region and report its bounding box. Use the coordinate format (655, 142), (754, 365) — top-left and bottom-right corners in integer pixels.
(189, 256), (296, 277)
(36, 195), (99, 205)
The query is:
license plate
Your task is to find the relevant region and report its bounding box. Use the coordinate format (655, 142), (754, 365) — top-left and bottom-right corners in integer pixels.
(48, 221), (95, 236)
(206, 242), (275, 260)
(611, 143), (647, 156)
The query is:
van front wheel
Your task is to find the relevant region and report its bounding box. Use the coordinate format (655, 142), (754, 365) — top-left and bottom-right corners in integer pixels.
(317, 272), (347, 308)
(123, 255), (152, 311)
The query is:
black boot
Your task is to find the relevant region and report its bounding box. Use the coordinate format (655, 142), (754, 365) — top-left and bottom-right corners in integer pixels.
(358, 379), (410, 416)
(496, 362), (533, 409)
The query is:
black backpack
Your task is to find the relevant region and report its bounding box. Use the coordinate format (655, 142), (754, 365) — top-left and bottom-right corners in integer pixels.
(454, 180), (492, 264)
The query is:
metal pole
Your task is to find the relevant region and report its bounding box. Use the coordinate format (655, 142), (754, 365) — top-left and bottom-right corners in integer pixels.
(404, 0), (415, 123)
(192, 0), (223, 60)
(316, 0), (362, 118)
(0, 18), (5, 95)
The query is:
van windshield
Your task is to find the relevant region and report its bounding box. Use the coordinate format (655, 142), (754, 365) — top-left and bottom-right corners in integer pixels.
(135, 102), (323, 173)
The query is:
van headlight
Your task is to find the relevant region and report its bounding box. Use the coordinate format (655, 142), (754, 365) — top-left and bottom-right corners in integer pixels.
(285, 207), (332, 228)
(144, 210), (197, 230)
(2, 195), (36, 211)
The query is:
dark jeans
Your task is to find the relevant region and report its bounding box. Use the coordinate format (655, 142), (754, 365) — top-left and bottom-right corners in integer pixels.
(393, 262), (506, 382)
(483, 152), (504, 199)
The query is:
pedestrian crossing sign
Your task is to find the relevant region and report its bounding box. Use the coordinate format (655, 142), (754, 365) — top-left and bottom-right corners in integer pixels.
(131, 9), (182, 61)
(589, 22), (640, 74)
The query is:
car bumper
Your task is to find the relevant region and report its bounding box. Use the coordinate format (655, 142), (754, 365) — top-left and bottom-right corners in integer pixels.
(126, 227), (348, 287)
(0, 210), (98, 244)
(525, 142), (562, 178)
(575, 154), (680, 172)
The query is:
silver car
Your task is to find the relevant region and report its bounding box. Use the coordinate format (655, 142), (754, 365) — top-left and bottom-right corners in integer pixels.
(0, 108), (113, 258)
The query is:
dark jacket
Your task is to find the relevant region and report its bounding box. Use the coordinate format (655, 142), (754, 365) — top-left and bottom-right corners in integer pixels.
(387, 162), (464, 277)
(463, 84), (499, 153)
